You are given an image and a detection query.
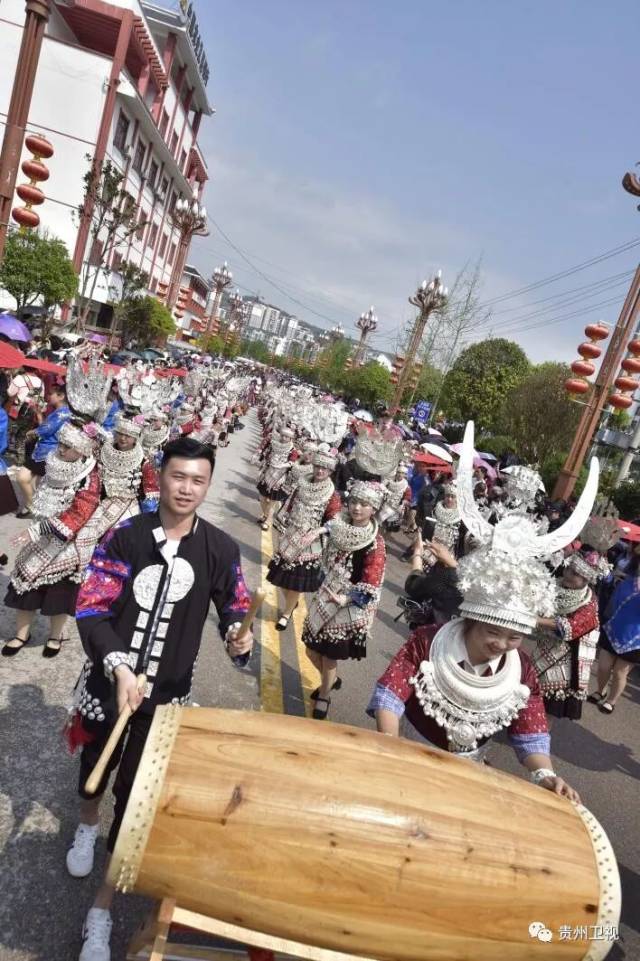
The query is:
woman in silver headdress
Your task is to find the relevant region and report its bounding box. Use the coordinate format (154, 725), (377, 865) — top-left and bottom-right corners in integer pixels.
(2, 422), (101, 658)
(141, 412), (170, 469)
(301, 480), (387, 720)
(268, 447), (342, 630)
(367, 422), (599, 799)
(256, 426), (296, 531)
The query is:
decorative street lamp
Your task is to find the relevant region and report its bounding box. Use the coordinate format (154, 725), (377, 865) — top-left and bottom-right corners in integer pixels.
(224, 287), (249, 346)
(353, 306), (377, 367)
(389, 271), (448, 414)
(207, 260), (233, 335)
(166, 196), (208, 312)
(330, 323), (345, 341)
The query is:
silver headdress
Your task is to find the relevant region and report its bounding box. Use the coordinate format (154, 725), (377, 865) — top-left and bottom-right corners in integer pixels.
(117, 372), (178, 414)
(456, 422), (599, 634)
(501, 465), (544, 511)
(114, 412), (143, 439)
(66, 355), (111, 420)
(354, 431), (403, 479)
(58, 421), (95, 458)
(312, 445), (338, 471)
(348, 479), (387, 511)
(565, 504), (620, 584)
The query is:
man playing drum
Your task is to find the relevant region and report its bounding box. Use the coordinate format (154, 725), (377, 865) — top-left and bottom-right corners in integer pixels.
(65, 437), (253, 961)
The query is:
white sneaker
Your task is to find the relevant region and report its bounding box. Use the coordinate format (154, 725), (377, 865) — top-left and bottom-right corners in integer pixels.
(79, 908), (112, 961)
(66, 823), (99, 878)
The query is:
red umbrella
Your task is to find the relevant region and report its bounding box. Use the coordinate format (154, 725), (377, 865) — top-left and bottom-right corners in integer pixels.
(412, 451), (453, 474)
(158, 367), (186, 377)
(0, 341), (27, 368)
(23, 357), (65, 375)
(618, 519), (640, 543)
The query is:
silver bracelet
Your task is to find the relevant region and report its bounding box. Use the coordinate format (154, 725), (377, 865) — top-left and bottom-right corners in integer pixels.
(530, 767), (555, 785)
(103, 651), (136, 681)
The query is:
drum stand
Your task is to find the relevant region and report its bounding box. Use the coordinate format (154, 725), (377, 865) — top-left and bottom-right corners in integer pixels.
(126, 897), (374, 961)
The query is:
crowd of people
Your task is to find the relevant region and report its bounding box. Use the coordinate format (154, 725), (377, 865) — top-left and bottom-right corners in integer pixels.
(0, 348), (636, 960)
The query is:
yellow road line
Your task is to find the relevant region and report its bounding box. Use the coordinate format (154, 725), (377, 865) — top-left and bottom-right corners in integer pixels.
(259, 524), (284, 714)
(291, 596), (319, 717)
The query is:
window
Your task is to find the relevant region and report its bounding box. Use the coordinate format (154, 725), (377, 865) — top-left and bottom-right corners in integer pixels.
(112, 251), (123, 272)
(169, 191), (177, 213)
(147, 160), (159, 190)
(149, 276), (158, 293)
(170, 131), (178, 156)
(160, 177), (169, 200)
(159, 108), (169, 138)
(136, 211), (148, 242)
(159, 233), (168, 258)
(132, 140), (145, 173)
(113, 110), (130, 152)
(168, 242), (177, 266)
(88, 237), (103, 266)
(148, 223), (158, 248)
(179, 148), (187, 173)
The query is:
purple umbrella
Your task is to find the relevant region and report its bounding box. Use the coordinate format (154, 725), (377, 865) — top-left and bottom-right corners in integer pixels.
(0, 313), (31, 342)
(88, 332), (108, 344)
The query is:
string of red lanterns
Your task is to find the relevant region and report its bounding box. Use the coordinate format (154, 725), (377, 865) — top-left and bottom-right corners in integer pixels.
(565, 322), (610, 397)
(608, 338), (640, 410)
(11, 133), (54, 231)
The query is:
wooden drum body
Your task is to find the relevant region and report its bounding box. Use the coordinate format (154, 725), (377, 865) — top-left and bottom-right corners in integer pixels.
(109, 707), (620, 961)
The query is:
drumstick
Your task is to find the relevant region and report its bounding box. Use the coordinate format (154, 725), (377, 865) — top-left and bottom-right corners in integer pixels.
(84, 673), (147, 795)
(235, 590), (266, 639)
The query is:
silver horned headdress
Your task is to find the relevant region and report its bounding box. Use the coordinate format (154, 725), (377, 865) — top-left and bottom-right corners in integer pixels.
(354, 431), (403, 479)
(66, 355), (111, 419)
(456, 422), (600, 634)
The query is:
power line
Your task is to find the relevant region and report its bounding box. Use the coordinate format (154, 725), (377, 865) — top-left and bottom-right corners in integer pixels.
(477, 238), (640, 308)
(496, 293), (626, 337)
(488, 269), (635, 316)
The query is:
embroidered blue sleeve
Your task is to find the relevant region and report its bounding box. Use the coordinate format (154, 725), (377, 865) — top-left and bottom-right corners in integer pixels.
(508, 732), (551, 762)
(366, 683), (406, 719)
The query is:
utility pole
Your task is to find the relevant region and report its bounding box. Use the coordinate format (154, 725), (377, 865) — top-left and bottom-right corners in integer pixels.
(0, 0), (50, 263)
(553, 264), (640, 499)
(389, 271), (448, 415)
(207, 261), (232, 335)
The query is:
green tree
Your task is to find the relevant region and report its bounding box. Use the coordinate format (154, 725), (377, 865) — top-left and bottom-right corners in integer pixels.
(440, 338), (530, 430)
(111, 262), (148, 348)
(0, 229), (78, 312)
(196, 332), (225, 356)
(316, 338), (353, 391)
(402, 361), (443, 407)
(122, 295), (175, 347)
(612, 481), (640, 520)
(240, 339), (271, 363)
(540, 451), (589, 497)
(342, 361), (392, 406)
(498, 362), (583, 465)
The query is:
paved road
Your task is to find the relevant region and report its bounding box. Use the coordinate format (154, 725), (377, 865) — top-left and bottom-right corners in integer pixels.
(0, 411), (638, 960)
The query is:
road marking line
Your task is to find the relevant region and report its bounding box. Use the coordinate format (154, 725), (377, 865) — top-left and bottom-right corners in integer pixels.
(259, 524), (284, 714)
(291, 596), (319, 717)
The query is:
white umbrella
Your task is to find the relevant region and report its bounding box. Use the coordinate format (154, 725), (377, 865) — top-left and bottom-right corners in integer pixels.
(420, 442), (453, 463)
(352, 409), (373, 423)
(477, 450), (498, 462)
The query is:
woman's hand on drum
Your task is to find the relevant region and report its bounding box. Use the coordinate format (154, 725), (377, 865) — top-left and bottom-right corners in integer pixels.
(539, 775), (581, 804)
(115, 665), (145, 714)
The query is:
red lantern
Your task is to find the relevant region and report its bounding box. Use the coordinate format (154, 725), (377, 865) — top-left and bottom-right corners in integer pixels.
(628, 339), (640, 357)
(16, 183), (45, 205)
(11, 207), (40, 228)
(565, 378), (590, 395)
(609, 393), (633, 410)
(24, 134), (54, 159)
(571, 359), (596, 377)
(614, 375), (640, 392)
(621, 356), (640, 374)
(21, 159), (49, 182)
(585, 323), (610, 341)
(12, 135), (53, 232)
(577, 342), (601, 360)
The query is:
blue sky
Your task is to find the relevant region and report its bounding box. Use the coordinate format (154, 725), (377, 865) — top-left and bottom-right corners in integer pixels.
(189, 0), (638, 363)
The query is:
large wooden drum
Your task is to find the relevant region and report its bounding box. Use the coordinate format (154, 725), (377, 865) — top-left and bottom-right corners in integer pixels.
(109, 707), (620, 961)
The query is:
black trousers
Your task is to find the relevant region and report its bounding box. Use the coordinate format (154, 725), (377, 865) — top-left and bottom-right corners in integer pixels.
(78, 712), (152, 853)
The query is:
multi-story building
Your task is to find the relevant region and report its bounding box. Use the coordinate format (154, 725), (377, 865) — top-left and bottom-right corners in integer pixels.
(0, 0), (212, 339)
(173, 262), (211, 340)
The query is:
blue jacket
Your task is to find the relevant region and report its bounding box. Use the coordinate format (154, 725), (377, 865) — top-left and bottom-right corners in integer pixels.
(102, 398), (124, 432)
(33, 405), (71, 462)
(0, 407), (8, 473)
